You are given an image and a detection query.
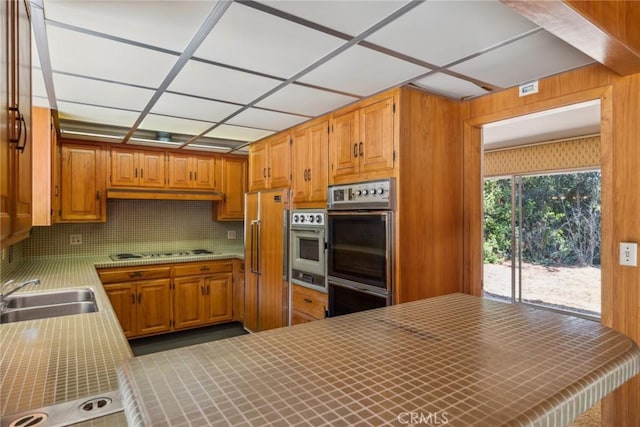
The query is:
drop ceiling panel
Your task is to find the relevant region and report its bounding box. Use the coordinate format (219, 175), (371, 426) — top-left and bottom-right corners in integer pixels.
(260, 0), (410, 36)
(139, 114), (214, 136)
(53, 73), (155, 111)
(43, 0), (216, 52)
(195, 3), (343, 78)
(412, 73), (489, 100)
(151, 93), (241, 123)
(366, 1), (538, 67)
(206, 125), (274, 142)
(32, 67), (48, 99)
(298, 45), (429, 96)
(227, 108), (307, 131)
(256, 85), (358, 116)
(47, 25), (177, 87)
(57, 102), (139, 128)
(168, 60), (282, 104)
(450, 31), (594, 88)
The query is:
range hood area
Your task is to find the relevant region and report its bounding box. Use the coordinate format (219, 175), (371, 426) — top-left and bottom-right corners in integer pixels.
(107, 188), (223, 201)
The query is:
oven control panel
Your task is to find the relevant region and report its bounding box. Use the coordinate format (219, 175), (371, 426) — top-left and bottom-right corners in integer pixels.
(291, 210), (325, 226)
(328, 178), (395, 210)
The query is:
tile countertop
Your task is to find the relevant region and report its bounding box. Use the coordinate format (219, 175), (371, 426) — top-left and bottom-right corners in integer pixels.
(118, 293), (640, 427)
(0, 252), (244, 426)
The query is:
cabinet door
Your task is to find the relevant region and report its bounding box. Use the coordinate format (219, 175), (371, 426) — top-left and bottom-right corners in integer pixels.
(136, 279), (171, 336)
(193, 156), (216, 190)
(204, 274), (233, 324)
(359, 97), (395, 173)
(173, 277), (205, 330)
(60, 144), (105, 222)
(290, 127), (309, 203)
(330, 111), (359, 180)
(110, 148), (138, 187)
(0, 0), (9, 241)
(268, 133), (290, 189)
(105, 284), (136, 338)
(307, 122), (329, 203)
(138, 151), (165, 188)
(217, 157), (247, 220)
(168, 153), (192, 188)
(248, 141), (267, 191)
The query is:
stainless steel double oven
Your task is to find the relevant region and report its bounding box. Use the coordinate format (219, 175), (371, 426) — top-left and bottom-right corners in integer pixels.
(327, 178), (395, 316)
(290, 210), (327, 292)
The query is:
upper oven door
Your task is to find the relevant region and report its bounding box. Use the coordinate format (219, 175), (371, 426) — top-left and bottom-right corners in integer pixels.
(290, 227), (326, 277)
(327, 211), (393, 292)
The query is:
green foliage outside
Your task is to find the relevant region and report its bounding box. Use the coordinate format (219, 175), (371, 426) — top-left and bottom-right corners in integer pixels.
(483, 172), (601, 267)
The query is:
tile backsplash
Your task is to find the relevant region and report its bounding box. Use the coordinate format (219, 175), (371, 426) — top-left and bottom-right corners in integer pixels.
(20, 199), (244, 259)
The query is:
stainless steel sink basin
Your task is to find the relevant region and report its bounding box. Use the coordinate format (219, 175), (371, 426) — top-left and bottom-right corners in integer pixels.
(1, 301), (98, 323)
(5, 288), (95, 308)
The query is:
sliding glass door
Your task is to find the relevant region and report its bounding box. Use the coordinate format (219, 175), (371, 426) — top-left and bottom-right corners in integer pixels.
(483, 171), (601, 318)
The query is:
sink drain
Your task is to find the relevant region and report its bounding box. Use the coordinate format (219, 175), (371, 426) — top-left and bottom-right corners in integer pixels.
(79, 396), (112, 412)
(7, 412), (48, 427)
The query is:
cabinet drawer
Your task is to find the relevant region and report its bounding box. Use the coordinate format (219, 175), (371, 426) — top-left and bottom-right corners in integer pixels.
(291, 309), (317, 325)
(173, 261), (233, 277)
(291, 284), (327, 320)
(98, 266), (171, 283)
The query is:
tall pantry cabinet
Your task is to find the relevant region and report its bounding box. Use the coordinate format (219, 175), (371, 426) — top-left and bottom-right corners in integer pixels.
(1, 0), (32, 248)
(244, 189), (289, 332)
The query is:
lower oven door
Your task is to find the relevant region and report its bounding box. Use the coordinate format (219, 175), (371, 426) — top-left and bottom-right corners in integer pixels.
(328, 281), (389, 317)
(290, 227), (326, 291)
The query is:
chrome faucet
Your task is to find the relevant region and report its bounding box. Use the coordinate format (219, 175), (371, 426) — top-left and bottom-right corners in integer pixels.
(0, 279), (41, 308)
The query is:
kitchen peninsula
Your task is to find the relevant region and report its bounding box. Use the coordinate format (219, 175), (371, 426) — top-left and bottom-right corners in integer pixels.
(118, 293), (640, 427)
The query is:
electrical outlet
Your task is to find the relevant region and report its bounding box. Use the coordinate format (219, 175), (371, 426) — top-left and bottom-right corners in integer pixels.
(620, 242), (637, 267)
(227, 230), (237, 240)
(70, 234), (82, 245)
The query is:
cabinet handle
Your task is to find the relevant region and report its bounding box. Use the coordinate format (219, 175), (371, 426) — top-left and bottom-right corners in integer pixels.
(54, 185), (59, 197)
(308, 169), (311, 180)
(8, 106), (27, 152)
(140, 168), (144, 178)
(263, 168), (266, 178)
(353, 143), (358, 158)
(359, 142), (363, 157)
(304, 298), (313, 304)
(128, 271), (143, 278)
(201, 285), (205, 295)
(137, 293), (142, 304)
(134, 168), (138, 178)
(194, 171), (197, 181)
(131, 294), (135, 305)
(189, 171), (193, 181)
(268, 167), (271, 178)
(207, 285), (210, 295)
(200, 266), (210, 272)
(96, 190), (101, 200)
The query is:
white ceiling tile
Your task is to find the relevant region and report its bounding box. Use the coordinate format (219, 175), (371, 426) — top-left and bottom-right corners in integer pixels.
(205, 124), (274, 142)
(227, 108), (307, 131)
(256, 85), (358, 116)
(151, 93), (240, 123)
(366, 1), (538, 67)
(57, 101), (139, 127)
(298, 45), (429, 96)
(260, 0), (410, 36)
(43, 0), (217, 52)
(53, 73), (155, 110)
(168, 60), (282, 104)
(139, 114), (214, 136)
(47, 25), (177, 87)
(195, 3), (343, 79)
(412, 73), (489, 100)
(450, 31), (594, 88)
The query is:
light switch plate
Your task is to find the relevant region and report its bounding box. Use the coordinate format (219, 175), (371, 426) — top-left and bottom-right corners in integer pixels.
(620, 242), (637, 267)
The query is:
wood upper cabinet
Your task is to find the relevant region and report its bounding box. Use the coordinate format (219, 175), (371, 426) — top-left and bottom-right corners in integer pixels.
(248, 133), (290, 191)
(32, 107), (60, 226)
(291, 121), (328, 205)
(60, 143), (106, 222)
(330, 97), (395, 182)
(168, 153), (216, 190)
(110, 147), (165, 188)
(216, 156), (247, 221)
(1, 0), (32, 247)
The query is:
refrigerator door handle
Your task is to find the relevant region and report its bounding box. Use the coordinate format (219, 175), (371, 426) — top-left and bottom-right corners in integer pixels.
(250, 219), (260, 274)
(256, 219), (261, 275)
(282, 209), (289, 281)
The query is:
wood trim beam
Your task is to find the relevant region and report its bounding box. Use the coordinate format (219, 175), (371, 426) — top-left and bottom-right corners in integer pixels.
(501, 0), (640, 76)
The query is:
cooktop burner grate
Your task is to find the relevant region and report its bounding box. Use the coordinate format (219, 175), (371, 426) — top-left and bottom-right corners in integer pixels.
(110, 249), (215, 261)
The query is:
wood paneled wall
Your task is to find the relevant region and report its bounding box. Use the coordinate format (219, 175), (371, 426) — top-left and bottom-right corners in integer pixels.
(461, 63), (640, 426)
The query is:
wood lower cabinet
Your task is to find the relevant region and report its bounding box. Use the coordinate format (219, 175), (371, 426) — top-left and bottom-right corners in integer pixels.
(60, 143), (106, 222)
(233, 260), (244, 322)
(104, 279), (171, 338)
(290, 284), (327, 325)
(173, 261), (233, 330)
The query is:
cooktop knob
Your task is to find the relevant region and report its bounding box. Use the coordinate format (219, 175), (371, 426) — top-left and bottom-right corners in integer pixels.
(299, 216), (305, 223)
(293, 215), (299, 223)
(378, 188), (385, 195)
(356, 190), (362, 196)
(362, 189), (369, 196)
(315, 215), (322, 223)
(309, 215), (315, 223)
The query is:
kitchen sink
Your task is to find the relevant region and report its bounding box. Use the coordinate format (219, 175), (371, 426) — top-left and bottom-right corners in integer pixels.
(5, 288), (95, 308)
(1, 301), (98, 324)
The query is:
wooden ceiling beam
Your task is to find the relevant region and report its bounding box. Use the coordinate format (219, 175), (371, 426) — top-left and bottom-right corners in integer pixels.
(501, 0), (640, 76)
